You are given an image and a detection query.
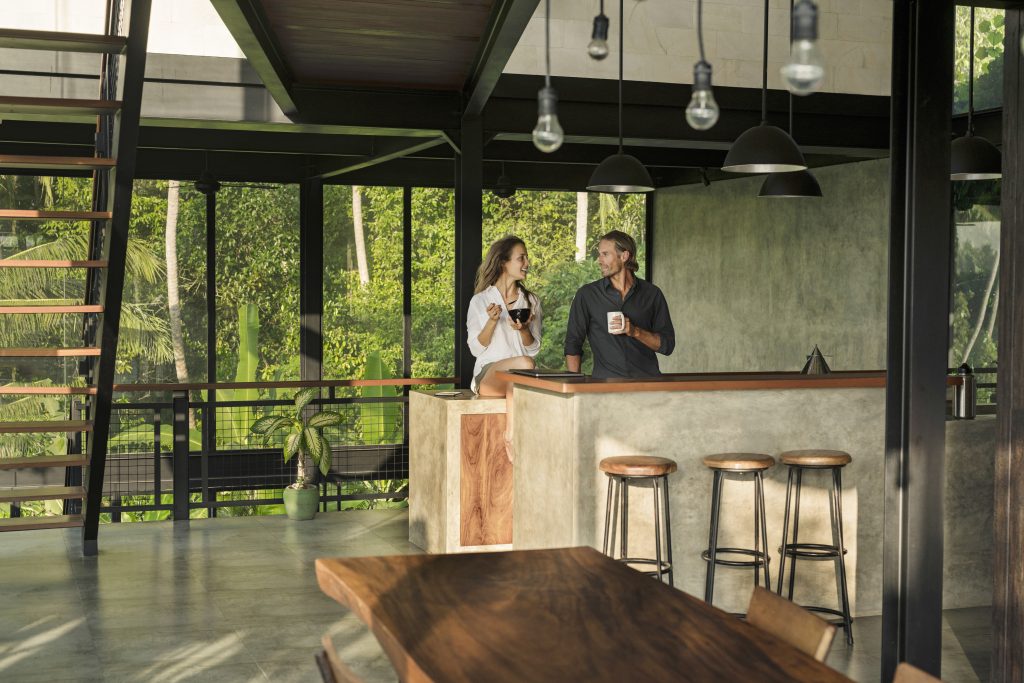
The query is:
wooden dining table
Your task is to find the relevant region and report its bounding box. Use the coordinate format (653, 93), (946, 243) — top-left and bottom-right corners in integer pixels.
(315, 546), (854, 683)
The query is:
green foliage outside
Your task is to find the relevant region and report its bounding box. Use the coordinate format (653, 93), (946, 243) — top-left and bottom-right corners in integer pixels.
(953, 7), (1004, 113)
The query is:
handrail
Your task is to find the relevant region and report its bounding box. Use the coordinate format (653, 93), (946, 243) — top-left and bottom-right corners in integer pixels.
(110, 378), (458, 392)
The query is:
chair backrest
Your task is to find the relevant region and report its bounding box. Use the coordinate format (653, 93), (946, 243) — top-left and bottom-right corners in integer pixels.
(746, 586), (837, 662)
(316, 633), (367, 683)
(893, 662), (943, 683)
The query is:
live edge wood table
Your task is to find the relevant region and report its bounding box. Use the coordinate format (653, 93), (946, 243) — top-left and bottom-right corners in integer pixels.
(315, 546), (853, 683)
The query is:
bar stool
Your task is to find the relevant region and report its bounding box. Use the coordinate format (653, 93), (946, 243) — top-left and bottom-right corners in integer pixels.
(600, 455), (677, 585)
(702, 453), (775, 609)
(776, 449), (854, 645)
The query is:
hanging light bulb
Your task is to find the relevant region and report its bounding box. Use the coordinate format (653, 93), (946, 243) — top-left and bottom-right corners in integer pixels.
(533, 0), (564, 153)
(588, 5), (610, 60)
(780, 0), (825, 95)
(532, 86), (564, 152)
(686, 61), (719, 130)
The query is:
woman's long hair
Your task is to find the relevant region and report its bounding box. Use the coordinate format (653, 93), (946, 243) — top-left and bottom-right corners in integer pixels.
(474, 235), (533, 311)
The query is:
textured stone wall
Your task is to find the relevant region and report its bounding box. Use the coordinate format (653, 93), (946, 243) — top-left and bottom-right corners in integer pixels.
(653, 158), (890, 373)
(505, 0), (892, 96)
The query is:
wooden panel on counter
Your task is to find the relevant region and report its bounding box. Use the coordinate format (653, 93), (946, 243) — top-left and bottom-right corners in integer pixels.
(460, 413), (512, 546)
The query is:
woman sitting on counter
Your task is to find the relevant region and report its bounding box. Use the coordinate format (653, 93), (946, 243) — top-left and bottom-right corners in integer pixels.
(466, 236), (544, 453)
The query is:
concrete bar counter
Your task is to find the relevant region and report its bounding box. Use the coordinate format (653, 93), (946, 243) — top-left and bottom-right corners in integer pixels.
(498, 371), (993, 617)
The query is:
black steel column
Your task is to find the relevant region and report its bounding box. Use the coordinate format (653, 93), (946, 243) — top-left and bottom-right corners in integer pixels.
(300, 178), (324, 383)
(644, 192), (655, 282)
(171, 391), (190, 521)
(204, 187), (217, 465)
(454, 117), (483, 388)
(994, 9), (1024, 682)
(882, 0), (954, 679)
(403, 186), (413, 379)
(82, 0), (152, 556)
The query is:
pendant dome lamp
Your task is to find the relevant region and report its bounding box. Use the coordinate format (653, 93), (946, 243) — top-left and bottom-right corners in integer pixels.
(722, 0), (807, 173)
(950, 6), (1002, 181)
(759, 0), (822, 197)
(587, 0), (654, 193)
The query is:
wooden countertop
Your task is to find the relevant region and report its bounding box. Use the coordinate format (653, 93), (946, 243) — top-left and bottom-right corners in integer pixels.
(496, 370), (891, 394)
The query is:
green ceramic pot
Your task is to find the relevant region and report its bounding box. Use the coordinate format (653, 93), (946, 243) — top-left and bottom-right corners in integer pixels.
(283, 484), (319, 520)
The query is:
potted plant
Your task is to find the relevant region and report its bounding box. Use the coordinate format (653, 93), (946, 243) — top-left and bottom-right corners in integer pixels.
(250, 387), (344, 520)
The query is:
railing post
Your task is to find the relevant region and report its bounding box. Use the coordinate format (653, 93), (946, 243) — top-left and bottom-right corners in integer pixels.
(172, 390), (190, 522)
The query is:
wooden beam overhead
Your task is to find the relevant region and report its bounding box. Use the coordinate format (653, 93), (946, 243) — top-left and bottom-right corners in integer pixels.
(209, 0), (298, 116)
(462, 0), (540, 118)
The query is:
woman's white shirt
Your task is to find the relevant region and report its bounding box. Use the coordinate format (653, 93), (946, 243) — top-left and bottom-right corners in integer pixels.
(466, 286), (542, 392)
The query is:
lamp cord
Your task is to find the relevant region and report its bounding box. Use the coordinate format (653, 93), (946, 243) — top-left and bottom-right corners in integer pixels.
(967, 5), (975, 135)
(618, 0), (624, 151)
(761, 0), (769, 123)
(545, 0), (551, 87)
(697, 0), (706, 63)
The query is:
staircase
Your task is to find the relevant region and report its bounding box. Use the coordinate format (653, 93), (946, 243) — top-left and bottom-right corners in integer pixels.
(0, 1), (151, 554)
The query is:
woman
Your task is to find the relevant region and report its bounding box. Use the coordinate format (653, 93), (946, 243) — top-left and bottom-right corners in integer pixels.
(467, 236), (542, 458)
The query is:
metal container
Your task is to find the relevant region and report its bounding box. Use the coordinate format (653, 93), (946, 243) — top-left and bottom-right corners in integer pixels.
(953, 363), (977, 420)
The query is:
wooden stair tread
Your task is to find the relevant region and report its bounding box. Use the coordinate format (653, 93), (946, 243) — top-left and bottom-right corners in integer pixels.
(0, 155), (116, 171)
(0, 455), (88, 470)
(0, 29), (126, 54)
(0, 304), (103, 314)
(0, 96), (122, 121)
(0, 514), (83, 532)
(0, 420), (93, 434)
(0, 385), (96, 395)
(0, 259), (107, 268)
(0, 347), (101, 357)
(0, 209), (112, 220)
(0, 485), (86, 503)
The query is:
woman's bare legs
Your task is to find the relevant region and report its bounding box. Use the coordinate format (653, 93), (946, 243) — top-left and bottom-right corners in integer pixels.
(477, 355), (536, 461)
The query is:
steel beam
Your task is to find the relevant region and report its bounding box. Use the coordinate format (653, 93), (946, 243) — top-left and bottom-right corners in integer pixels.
(455, 118), (483, 389)
(314, 138), (449, 180)
(881, 0), (954, 677)
(209, 0), (296, 116)
(300, 178), (324, 383)
(462, 0), (540, 119)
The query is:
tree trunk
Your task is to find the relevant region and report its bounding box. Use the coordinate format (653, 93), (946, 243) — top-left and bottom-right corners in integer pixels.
(164, 180), (193, 427)
(352, 186), (370, 284)
(962, 251), (1000, 364)
(575, 192), (588, 262)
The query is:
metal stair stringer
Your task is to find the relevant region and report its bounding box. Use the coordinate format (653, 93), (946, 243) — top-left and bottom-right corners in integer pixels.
(80, 0), (153, 557)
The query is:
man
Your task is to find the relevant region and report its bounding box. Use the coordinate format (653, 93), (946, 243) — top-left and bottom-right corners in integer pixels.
(564, 230), (675, 378)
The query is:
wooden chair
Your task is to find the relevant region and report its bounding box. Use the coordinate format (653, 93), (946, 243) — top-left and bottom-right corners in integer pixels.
(746, 586), (837, 662)
(315, 633), (366, 683)
(893, 662), (943, 683)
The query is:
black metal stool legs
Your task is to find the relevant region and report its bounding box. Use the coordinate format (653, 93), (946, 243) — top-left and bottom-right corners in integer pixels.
(703, 469), (772, 609)
(777, 464), (854, 645)
(602, 474), (673, 584)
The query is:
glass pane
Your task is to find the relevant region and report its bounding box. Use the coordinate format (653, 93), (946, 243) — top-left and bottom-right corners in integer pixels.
(411, 188), (455, 380)
(323, 185), (404, 379)
(953, 6), (1004, 114)
(481, 190), (646, 373)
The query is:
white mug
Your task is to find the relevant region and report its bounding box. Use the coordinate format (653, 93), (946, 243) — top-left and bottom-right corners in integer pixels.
(607, 311), (625, 334)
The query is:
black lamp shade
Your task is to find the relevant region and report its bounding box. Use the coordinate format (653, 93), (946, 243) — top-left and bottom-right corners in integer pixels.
(758, 169), (822, 198)
(950, 134), (1002, 180)
(587, 153), (654, 193)
(722, 124), (807, 173)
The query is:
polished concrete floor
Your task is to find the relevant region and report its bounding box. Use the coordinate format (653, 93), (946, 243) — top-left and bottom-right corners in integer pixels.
(0, 510), (992, 682)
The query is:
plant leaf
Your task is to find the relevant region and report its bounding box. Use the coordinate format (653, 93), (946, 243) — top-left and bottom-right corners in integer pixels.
(283, 432), (301, 462)
(303, 426), (323, 461)
(307, 411), (343, 428)
(294, 387), (319, 412)
(251, 415), (290, 435)
(318, 434), (333, 476)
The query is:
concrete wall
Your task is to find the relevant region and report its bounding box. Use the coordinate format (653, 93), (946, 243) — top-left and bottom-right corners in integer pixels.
(652, 158), (890, 373)
(505, 0), (891, 96)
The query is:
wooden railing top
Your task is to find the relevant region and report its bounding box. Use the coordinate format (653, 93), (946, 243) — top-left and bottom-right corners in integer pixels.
(111, 378), (457, 393)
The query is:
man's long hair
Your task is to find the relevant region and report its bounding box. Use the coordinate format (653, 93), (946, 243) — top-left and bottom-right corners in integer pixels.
(600, 230), (639, 273)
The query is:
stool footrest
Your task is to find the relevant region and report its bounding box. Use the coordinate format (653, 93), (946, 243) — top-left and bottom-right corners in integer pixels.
(617, 557), (672, 576)
(781, 542), (848, 560)
(701, 547), (771, 568)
